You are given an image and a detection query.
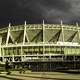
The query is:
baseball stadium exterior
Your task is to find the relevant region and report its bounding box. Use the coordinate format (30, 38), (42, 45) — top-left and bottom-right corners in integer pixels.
(0, 21), (80, 71)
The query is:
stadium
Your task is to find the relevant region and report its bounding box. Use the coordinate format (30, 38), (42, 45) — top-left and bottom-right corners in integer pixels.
(0, 20), (80, 71)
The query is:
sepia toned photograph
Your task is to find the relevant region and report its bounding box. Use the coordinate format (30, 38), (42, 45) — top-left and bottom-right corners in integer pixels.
(0, 0), (80, 80)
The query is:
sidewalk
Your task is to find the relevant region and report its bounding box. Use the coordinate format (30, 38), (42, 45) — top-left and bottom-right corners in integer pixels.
(0, 71), (80, 80)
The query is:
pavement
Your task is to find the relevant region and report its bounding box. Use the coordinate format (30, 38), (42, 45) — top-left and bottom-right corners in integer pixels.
(0, 71), (80, 80)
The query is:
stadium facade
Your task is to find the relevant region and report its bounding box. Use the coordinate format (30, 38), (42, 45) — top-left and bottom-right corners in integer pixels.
(0, 21), (80, 71)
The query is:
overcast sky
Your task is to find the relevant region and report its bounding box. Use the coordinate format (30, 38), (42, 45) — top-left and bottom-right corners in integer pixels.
(0, 0), (80, 26)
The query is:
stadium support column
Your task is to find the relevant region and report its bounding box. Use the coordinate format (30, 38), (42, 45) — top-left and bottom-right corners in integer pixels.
(21, 46), (23, 61)
(61, 20), (64, 42)
(0, 35), (2, 57)
(76, 22), (80, 57)
(23, 21), (26, 45)
(6, 23), (11, 46)
(61, 20), (64, 61)
(76, 22), (80, 43)
(43, 19), (45, 42)
(6, 23), (15, 46)
(22, 21), (26, 61)
(43, 20), (45, 59)
(23, 21), (29, 45)
(2, 48), (5, 62)
(22, 21), (27, 61)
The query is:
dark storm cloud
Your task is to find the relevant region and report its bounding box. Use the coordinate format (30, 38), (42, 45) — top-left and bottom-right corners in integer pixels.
(41, 0), (71, 11)
(0, 0), (80, 26)
(15, 0), (71, 24)
(0, 0), (16, 25)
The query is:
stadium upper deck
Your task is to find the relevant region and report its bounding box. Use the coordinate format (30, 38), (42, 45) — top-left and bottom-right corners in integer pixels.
(0, 21), (80, 62)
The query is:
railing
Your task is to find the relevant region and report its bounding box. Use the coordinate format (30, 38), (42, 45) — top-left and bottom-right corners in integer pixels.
(23, 58), (80, 62)
(0, 24), (80, 33)
(0, 27), (8, 33)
